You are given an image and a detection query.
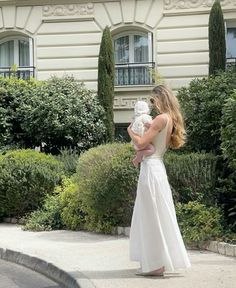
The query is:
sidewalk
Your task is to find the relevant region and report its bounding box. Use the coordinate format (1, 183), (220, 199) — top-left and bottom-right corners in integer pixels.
(0, 223), (235, 288)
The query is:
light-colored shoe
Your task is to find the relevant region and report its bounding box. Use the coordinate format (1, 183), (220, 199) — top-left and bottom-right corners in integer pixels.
(135, 266), (165, 277)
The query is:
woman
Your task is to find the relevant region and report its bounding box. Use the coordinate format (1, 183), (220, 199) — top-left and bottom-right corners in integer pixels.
(127, 85), (191, 277)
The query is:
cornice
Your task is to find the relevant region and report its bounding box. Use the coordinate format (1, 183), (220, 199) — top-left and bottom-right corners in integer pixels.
(0, 0), (118, 6)
(164, 0), (236, 15)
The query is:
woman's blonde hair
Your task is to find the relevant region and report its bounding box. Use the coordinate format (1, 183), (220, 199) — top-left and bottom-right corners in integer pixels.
(150, 85), (186, 149)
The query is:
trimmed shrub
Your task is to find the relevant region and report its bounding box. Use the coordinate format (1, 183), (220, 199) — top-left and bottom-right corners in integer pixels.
(176, 201), (223, 247)
(0, 149), (63, 218)
(178, 70), (236, 153)
(75, 143), (138, 233)
(164, 152), (218, 205)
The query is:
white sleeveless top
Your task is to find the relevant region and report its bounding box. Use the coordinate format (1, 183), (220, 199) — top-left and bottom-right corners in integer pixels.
(145, 114), (170, 160)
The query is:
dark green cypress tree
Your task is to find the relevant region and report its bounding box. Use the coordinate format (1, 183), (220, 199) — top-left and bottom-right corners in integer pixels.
(208, 0), (226, 75)
(97, 26), (115, 142)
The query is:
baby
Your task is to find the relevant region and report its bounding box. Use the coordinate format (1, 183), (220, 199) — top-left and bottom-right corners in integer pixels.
(131, 100), (155, 167)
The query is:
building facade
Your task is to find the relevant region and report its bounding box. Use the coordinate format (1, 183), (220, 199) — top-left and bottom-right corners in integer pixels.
(0, 0), (236, 131)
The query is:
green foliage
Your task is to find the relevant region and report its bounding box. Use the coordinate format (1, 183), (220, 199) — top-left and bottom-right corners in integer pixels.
(97, 26), (115, 142)
(164, 152), (218, 205)
(19, 76), (106, 154)
(0, 149), (63, 218)
(75, 143), (138, 233)
(55, 148), (80, 176)
(178, 70), (236, 153)
(0, 77), (38, 147)
(59, 177), (86, 230)
(23, 192), (64, 231)
(208, 0), (226, 75)
(176, 201), (223, 247)
(0, 76), (106, 153)
(221, 92), (236, 170)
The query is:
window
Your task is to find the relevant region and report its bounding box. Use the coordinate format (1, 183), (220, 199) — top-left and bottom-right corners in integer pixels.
(226, 27), (236, 69)
(113, 32), (154, 86)
(226, 28), (236, 58)
(0, 36), (34, 79)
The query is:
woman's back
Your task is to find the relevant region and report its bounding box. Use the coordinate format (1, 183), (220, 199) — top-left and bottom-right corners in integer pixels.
(146, 114), (172, 159)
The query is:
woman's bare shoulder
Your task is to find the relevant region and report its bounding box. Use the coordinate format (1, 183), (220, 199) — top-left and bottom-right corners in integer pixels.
(152, 114), (168, 130)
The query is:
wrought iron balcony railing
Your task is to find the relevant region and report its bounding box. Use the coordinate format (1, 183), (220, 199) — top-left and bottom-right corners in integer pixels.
(0, 66), (35, 80)
(226, 58), (236, 69)
(115, 62), (155, 86)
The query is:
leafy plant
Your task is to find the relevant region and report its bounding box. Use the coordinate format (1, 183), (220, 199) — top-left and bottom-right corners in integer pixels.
(165, 152), (218, 205)
(176, 201), (223, 247)
(178, 70), (236, 153)
(19, 76), (106, 153)
(23, 192), (64, 231)
(221, 92), (236, 170)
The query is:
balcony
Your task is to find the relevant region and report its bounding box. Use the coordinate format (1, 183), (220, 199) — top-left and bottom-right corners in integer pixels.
(226, 58), (236, 69)
(0, 66), (35, 80)
(115, 62), (155, 86)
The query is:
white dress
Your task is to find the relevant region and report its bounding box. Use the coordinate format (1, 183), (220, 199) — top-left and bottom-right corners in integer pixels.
(129, 115), (191, 273)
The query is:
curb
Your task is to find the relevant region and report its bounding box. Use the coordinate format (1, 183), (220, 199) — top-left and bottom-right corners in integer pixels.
(0, 248), (95, 288)
(115, 226), (236, 257)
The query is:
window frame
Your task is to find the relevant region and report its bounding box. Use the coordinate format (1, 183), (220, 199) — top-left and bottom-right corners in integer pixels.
(113, 31), (153, 64)
(0, 35), (33, 68)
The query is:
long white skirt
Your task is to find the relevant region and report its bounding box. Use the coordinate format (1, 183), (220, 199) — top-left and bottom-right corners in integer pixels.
(129, 157), (191, 273)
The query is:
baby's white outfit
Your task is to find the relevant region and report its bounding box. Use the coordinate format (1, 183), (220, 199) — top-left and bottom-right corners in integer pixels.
(131, 101), (152, 138)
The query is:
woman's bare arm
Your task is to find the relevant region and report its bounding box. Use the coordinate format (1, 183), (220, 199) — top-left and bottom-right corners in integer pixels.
(127, 114), (167, 149)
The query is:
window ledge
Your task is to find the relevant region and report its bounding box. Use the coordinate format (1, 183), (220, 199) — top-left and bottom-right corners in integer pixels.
(115, 85), (155, 92)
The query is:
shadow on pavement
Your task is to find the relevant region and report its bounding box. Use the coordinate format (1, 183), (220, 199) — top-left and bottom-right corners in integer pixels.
(69, 269), (184, 279)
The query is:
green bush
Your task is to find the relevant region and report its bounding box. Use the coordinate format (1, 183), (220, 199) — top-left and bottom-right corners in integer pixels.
(75, 143), (138, 233)
(0, 149), (63, 218)
(164, 152), (218, 205)
(0, 77), (38, 147)
(55, 148), (80, 176)
(19, 76), (106, 153)
(176, 201), (223, 247)
(23, 192), (63, 231)
(0, 76), (106, 153)
(60, 177), (86, 230)
(177, 70), (236, 153)
(221, 92), (236, 170)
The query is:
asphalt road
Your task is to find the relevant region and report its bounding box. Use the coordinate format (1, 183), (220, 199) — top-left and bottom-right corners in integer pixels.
(0, 259), (62, 288)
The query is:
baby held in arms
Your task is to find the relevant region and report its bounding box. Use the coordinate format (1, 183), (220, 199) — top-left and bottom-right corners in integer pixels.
(131, 100), (155, 167)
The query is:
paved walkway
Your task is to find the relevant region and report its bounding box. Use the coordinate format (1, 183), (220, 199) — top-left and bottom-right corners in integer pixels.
(0, 258), (61, 288)
(0, 224), (235, 288)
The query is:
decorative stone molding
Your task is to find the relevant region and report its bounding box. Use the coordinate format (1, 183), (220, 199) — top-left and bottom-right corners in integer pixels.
(163, 0), (236, 14)
(42, 3), (94, 21)
(164, 0), (236, 10)
(114, 96), (149, 110)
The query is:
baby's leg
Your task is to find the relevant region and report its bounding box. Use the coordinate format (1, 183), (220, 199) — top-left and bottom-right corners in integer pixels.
(142, 144), (155, 156)
(132, 144), (155, 167)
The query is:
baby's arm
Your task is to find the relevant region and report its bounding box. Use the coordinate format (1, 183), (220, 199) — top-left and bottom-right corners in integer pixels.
(142, 114), (153, 129)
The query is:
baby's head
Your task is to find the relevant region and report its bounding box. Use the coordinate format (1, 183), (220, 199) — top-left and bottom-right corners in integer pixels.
(134, 100), (150, 116)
